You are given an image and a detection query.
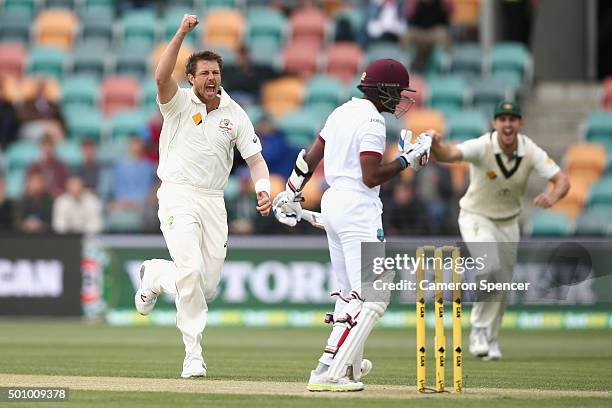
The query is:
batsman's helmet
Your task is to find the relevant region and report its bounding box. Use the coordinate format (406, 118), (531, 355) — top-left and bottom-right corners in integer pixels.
(357, 58), (416, 118)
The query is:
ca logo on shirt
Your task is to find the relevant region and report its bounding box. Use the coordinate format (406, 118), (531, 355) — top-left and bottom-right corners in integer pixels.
(218, 118), (234, 138)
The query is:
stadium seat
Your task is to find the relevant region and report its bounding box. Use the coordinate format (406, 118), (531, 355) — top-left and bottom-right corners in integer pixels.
(587, 176), (612, 206)
(17, 76), (61, 102)
(426, 76), (467, 115)
(55, 140), (83, 167)
(202, 9), (244, 51)
(489, 42), (530, 86)
(282, 42), (320, 78)
(6, 140), (40, 170)
(65, 106), (103, 141)
(383, 112), (403, 142)
(405, 108), (446, 136)
(80, 14), (114, 47)
(304, 74), (344, 110)
(105, 208), (144, 232)
(529, 211), (570, 236)
(424, 45), (447, 77)
(202, 0), (240, 11)
(0, 43), (26, 79)
(120, 10), (158, 49)
(224, 175), (240, 201)
(3, 0), (35, 17)
(573, 209), (612, 236)
(565, 143), (607, 187)
(0, 14), (31, 44)
(150, 43), (194, 81)
(6, 168), (27, 199)
(552, 182), (589, 220)
(110, 109), (151, 140)
(247, 7), (287, 50)
(333, 7), (365, 43)
(215, 47), (239, 68)
(163, 7), (200, 45)
(364, 41), (409, 66)
(28, 47), (67, 79)
(261, 76), (305, 119)
(584, 111), (612, 153)
(101, 76), (140, 116)
(449, 43), (482, 79)
(446, 110), (487, 141)
(324, 42), (363, 83)
(470, 76), (516, 117)
(61, 75), (99, 111)
(289, 6), (327, 49)
(140, 79), (159, 114)
(114, 45), (150, 78)
(451, 0), (480, 25)
(278, 107), (325, 149)
(71, 41), (108, 78)
(97, 138), (129, 166)
(45, 0), (76, 9)
(248, 37), (282, 69)
(81, 0), (114, 18)
(35, 9), (78, 50)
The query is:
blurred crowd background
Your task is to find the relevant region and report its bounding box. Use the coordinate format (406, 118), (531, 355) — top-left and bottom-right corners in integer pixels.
(1, 0), (611, 237)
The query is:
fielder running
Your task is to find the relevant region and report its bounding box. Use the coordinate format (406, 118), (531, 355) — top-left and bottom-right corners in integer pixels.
(274, 59), (432, 391)
(134, 15), (272, 378)
(430, 100), (570, 360)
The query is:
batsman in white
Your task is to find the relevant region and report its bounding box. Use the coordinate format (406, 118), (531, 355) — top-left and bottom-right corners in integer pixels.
(430, 100), (570, 360)
(134, 15), (272, 378)
(274, 59), (432, 391)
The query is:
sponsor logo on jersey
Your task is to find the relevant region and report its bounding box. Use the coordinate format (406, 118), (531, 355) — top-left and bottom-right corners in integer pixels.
(192, 112), (202, 125)
(486, 170), (498, 180)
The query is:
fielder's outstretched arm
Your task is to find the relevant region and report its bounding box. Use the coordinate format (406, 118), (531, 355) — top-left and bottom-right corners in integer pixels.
(155, 14), (198, 103)
(533, 171), (570, 208)
(430, 131), (463, 163)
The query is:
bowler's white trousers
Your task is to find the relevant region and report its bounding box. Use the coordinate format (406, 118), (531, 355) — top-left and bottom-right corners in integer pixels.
(458, 209), (519, 339)
(145, 182), (228, 358)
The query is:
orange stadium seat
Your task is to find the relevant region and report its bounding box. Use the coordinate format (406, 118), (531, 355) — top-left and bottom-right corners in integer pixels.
(35, 9), (78, 50)
(283, 42), (320, 78)
(101, 76), (140, 116)
(150, 42), (194, 81)
(3, 76), (60, 103)
(565, 143), (607, 187)
(324, 42), (363, 84)
(551, 182), (588, 220)
(404, 108), (446, 136)
(202, 9), (244, 51)
(289, 6), (327, 49)
(451, 0), (480, 25)
(0, 43), (26, 79)
(261, 76), (305, 119)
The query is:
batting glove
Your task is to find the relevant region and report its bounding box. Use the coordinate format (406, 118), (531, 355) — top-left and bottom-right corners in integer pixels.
(397, 133), (432, 171)
(272, 191), (303, 227)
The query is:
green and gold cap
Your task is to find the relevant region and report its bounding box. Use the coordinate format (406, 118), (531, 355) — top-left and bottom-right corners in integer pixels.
(493, 100), (522, 118)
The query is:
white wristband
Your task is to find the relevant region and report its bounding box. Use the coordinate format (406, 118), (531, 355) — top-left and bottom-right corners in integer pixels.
(255, 179), (271, 196)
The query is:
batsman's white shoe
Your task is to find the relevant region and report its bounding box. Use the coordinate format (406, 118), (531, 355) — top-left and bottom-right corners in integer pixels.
(307, 370), (364, 392)
(483, 338), (502, 361)
(134, 261), (159, 316)
(469, 327), (489, 357)
(181, 356), (207, 378)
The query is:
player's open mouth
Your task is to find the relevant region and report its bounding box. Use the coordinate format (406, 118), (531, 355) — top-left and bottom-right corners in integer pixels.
(205, 84), (216, 95)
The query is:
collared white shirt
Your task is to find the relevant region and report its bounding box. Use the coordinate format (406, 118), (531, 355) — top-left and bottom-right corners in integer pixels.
(319, 97), (387, 200)
(157, 87), (262, 190)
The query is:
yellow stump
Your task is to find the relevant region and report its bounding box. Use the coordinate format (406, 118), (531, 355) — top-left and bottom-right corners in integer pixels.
(452, 248), (463, 393)
(434, 248), (445, 393)
(415, 247), (426, 393)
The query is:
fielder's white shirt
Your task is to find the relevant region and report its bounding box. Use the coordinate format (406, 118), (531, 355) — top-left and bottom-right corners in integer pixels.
(319, 97), (386, 201)
(457, 132), (560, 220)
(157, 87), (262, 190)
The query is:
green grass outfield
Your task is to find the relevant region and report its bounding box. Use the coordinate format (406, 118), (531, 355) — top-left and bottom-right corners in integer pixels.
(0, 320), (610, 407)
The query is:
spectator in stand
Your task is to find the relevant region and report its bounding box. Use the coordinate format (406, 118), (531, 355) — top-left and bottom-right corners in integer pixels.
(52, 175), (103, 235)
(27, 134), (69, 198)
(13, 170), (53, 234)
(384, 179), (429, 235)
(257, 115), (298, 178)
(414, 161), (454, 234)
(0, 174), (13, 230)
(109, 135), (156, 210)
(365, 0), (407, 44)
(144, 112), (163, 164)
(227, 168), (258, 235)
(18, 77), (65, 143)
(142, 179), (162, 233)
(73, 138), (101, 192)
(0, 77), (19, 149)
(403, 0), (453, 72)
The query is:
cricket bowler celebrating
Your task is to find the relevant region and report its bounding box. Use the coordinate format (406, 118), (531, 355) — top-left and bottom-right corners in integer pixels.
(134, 15), (272, 378)
(274, 59), (432, 391)
(430, 100), (570, 360)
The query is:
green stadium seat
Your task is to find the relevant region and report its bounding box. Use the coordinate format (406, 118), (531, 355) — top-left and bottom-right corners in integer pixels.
(424, 45), (446, 76)
(0, 14), (31, 44)
(81, 0), (114, 18)
(61, 75), (99, 111)
(3, 0), (36, 17)
(140, 79), (159, 114)
(246, 105), (264, 126)
(72, 41), (108, 78)
(573, 209), (612, 236)
(105, 208), (144, 232)
(28, 47), (66, 79)
(584, 111), (612, 152)
(304, 75), (344, 110)
(97, 139), (129, 167)
(248, 37), (281, 69)
(278, 108), (325, 149)
(163, 7), (200, 45)
(449, 43), (482, 79)
(426, 76), (466, 116)
(6, 168), (26, 199)
(365, 41), (410, 66)
(81, 14), (114, 47)
(247, 7), (287, 50)
(215, 47), (238, 67)
(489, 42), (530, 86)
(334, 8), (365, 42)
(587, 202), (612, 216)
(587, 176), (612, 206)
(224, 175), (240, 201)
(529, 211), (570, 237)
(55, 140), (83, 167)
(120, 10), (158, 49)
(65, 107), (103, 141)
(471, 77), (515, 117)
(110, 109), (150, 140)
(446, 110), (487, 141)
(201, 0), (240, 12)
(45, 0), (76, 9)
(383, 112), (403, 142)
(114, 46), (150, 78)
(6, 141), (40, 170)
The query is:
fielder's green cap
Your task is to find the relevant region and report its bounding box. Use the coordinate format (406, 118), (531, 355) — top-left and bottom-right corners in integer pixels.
(493, 100), (522, 118)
